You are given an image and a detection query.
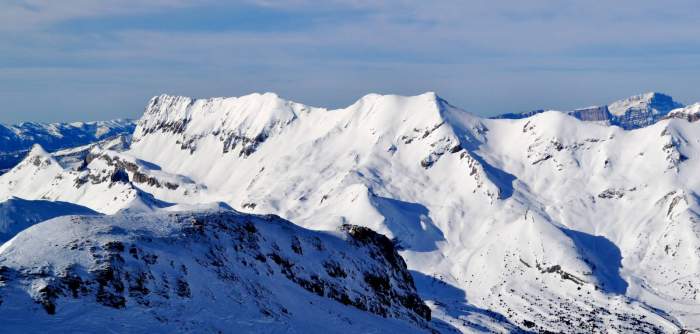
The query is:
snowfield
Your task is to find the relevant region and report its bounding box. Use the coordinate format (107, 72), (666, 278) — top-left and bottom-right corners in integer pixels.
(1, 91), (699, 333)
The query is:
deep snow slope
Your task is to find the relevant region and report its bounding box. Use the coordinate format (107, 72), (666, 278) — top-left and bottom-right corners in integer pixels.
(0, 209), (433, 333)
(123, 92), (700, 332)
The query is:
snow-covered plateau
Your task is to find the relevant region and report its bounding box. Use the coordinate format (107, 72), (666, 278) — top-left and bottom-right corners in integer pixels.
(1, 91), (700, 333)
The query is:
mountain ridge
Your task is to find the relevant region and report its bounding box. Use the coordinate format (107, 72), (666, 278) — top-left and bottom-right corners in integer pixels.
(2, 91), (700, 332)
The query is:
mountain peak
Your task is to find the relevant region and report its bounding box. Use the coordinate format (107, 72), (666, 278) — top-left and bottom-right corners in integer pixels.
(608, 92), (683, 117)
(21, 144), (60, 169)
(27, 144), (49, 158)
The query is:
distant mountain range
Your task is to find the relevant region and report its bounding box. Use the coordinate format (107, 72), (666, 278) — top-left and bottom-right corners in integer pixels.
(0, 119), (135, 174)
(491, 91), (700, 130)
(1, 91), (700, 332)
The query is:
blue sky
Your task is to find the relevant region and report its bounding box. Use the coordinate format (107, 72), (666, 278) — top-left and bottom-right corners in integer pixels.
(2, 0), (700, 123)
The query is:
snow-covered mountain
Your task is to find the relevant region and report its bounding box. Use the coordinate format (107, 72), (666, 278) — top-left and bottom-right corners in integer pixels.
(493, 92), (685, 130)
(2, 91), (700, 332)
(0, 119), (136, 174)
(0, 145), (172, 214)
(0, 209), (432, 333)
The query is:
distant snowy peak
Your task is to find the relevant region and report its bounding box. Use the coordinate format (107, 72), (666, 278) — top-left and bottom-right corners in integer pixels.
(492, 92), (688, 130)
(0, 119), (136, 152)
(52, 134), (131, 170)
(607, 92), (684, 129)
(0, 119), (136, 174)
(608, 92), (683, 117)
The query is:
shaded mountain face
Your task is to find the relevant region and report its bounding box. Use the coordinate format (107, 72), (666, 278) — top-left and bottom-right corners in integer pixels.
(0, 197), (100, 243)
(0, 210), (431, 333)
(491, 92), (685, 130)
(0, 119), (136, 174)
(608, 92), (684, 129)
(3, 91), (700, 333)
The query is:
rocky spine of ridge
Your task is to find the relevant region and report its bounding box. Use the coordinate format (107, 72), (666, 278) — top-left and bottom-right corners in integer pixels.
(133, 93), (316, 157)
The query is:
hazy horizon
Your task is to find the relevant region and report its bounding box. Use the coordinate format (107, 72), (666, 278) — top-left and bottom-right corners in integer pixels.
(2, 1), (700, 123)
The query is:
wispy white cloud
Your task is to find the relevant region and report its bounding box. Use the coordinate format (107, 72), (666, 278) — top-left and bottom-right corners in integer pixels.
(0, 0), (204, 31)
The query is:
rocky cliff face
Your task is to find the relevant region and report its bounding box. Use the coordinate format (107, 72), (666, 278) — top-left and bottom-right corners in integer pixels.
(568, 105), (612, 123)
(0, 209), (432, 333)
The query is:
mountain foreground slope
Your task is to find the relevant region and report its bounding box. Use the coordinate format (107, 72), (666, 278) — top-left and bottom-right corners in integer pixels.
(1, 91), (700, 333)
(0, 209), (433, 333)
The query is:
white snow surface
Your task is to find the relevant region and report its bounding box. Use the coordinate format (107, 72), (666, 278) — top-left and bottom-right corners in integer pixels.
(2, 91), (700, 332)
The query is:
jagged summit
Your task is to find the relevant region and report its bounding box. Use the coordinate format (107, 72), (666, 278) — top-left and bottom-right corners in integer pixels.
(17, 144), (61, 171)
(26, 144), (50, 158)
